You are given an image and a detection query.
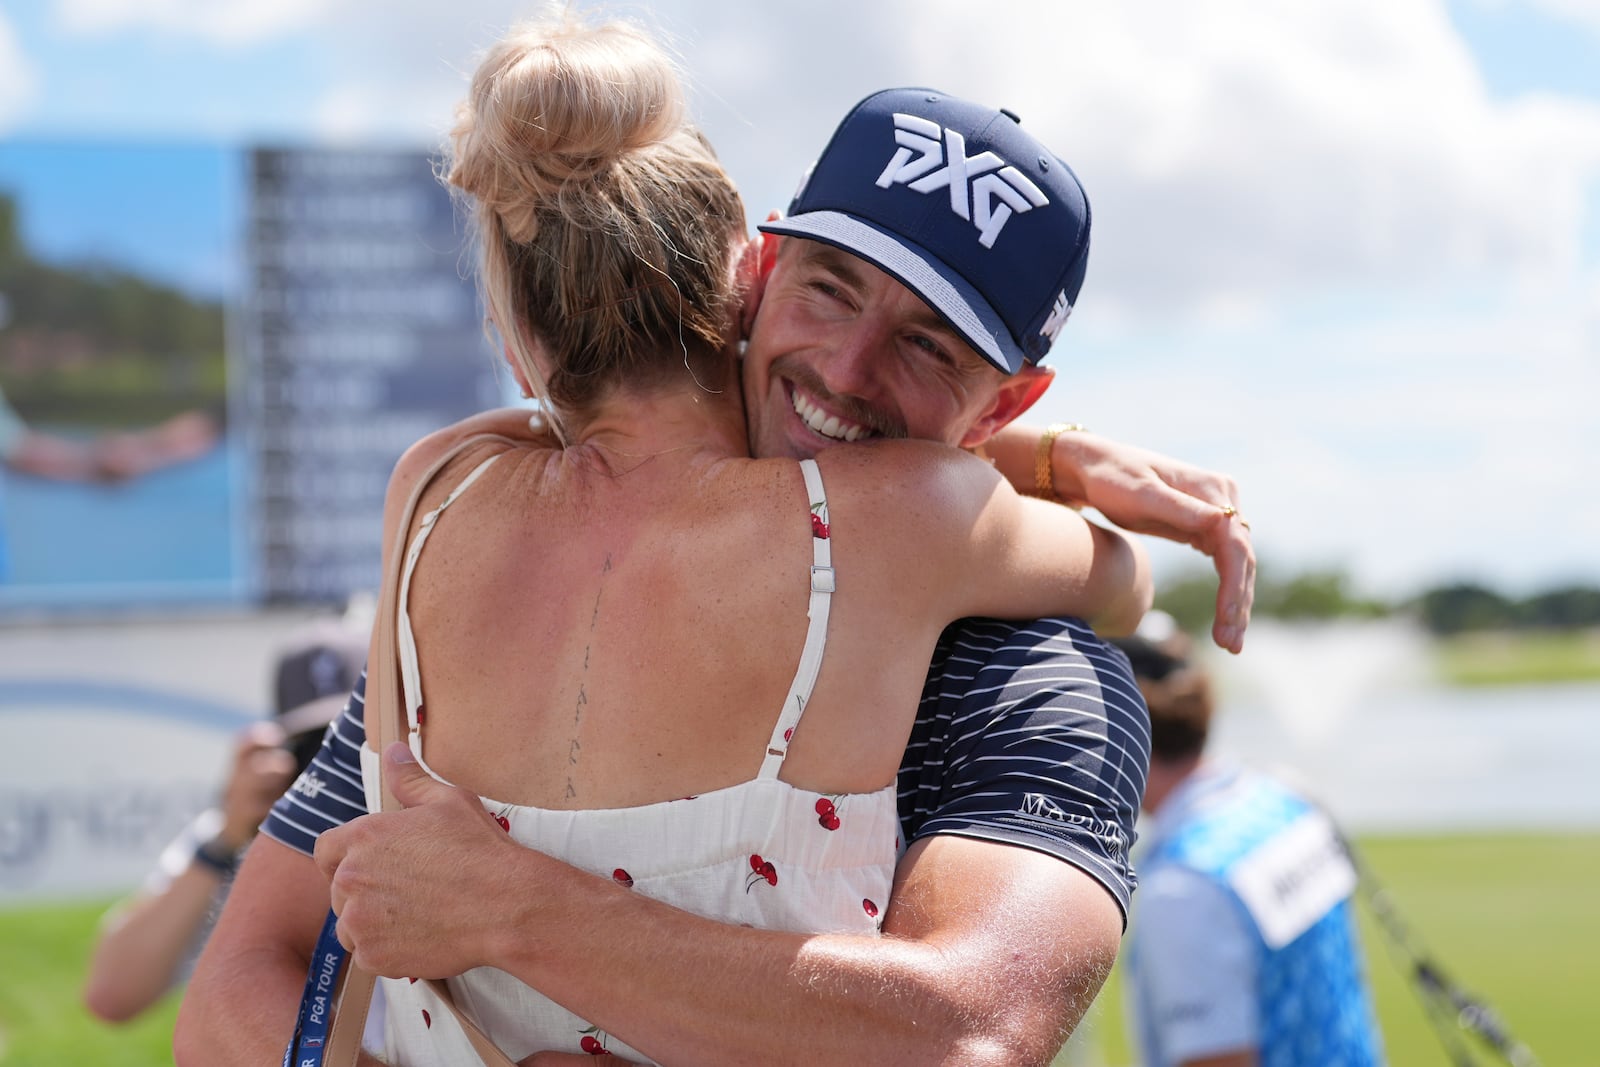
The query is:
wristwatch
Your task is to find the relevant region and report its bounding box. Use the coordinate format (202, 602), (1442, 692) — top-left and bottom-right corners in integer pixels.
(192, 836), (241, 877)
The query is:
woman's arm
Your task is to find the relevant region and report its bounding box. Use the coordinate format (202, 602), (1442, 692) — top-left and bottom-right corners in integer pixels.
(834, 441), (1152, 635)
(964, 471), (1153, 636)
(174, 837), (344, 1063)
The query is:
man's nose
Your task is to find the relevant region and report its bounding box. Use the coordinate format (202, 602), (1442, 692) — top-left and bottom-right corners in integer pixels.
(817, 321), (890, 398)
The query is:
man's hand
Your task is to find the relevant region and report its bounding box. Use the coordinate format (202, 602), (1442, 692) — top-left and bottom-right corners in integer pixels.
(1053, 431), (1254, 652)
(312, 743), (517, 978)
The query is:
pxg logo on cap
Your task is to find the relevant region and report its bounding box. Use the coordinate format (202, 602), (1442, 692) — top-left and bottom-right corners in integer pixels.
(760, 88), (1091, 375)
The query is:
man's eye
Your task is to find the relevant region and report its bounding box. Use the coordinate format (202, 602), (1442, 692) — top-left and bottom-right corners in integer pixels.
(909, 334), (952, 364)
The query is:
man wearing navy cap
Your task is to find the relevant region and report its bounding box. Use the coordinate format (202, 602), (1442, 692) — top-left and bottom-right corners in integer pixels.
(184, 88), (1253, 1066)
(758, 89), (1090, 375)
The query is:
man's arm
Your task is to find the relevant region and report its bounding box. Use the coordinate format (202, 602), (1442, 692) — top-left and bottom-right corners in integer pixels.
(173, 836), (338, 1064)
(173, 687), (380, 1064)
(320, 745), (1120, 1067)
(982, 423), (1255, 652)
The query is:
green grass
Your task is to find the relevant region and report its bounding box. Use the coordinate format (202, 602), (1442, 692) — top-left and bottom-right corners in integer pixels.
(1434, 630), (1600, 686)
(1060, 832), (1599, 1066)
(0, 899), (180, 1066)
(4, 833), (1597, 1066)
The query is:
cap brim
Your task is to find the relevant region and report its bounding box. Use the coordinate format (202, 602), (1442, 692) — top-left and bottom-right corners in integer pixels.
(759, 211), (1027, 375)
(276, 692), (348, 740)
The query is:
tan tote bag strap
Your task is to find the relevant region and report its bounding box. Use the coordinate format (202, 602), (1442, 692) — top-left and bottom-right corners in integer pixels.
(323, 432), (523, 1067)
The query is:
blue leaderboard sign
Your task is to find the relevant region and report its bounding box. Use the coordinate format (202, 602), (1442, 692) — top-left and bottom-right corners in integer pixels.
(245, 148), (499, 604)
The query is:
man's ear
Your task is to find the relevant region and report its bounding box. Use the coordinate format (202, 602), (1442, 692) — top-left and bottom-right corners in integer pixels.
(737, 218), (784, 343)
(958, 365), (1054, 449)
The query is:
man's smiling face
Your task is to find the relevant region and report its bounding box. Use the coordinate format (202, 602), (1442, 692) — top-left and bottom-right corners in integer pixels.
(740, 237), (1046, 460)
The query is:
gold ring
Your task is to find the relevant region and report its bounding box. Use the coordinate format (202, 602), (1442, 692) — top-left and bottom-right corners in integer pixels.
(1220, 504), (1251, 531)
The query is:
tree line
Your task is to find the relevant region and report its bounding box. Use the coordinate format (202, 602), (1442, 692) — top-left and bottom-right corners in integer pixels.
(1154, 567), (1600, 637)
(0, 193), (226, 426)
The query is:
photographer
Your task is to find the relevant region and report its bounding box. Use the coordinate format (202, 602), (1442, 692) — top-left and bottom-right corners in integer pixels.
(82, 624), (363, 1023)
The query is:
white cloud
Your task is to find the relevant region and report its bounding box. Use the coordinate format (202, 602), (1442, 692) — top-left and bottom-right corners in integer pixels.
(1040, 261), (1600, 596)
(860, 0), (1600, 323)
(45, 1), (1596, 321)
(288, 0), (1600, 324)
(0, 14), (38, 130)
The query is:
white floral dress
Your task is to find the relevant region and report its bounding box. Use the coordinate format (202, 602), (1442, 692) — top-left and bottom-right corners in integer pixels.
(360, 457), (899, 1064)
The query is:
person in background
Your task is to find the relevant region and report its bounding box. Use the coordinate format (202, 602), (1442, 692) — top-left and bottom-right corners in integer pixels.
(1114, 613), (1384, 1067)
(81, 618), (365, 1023)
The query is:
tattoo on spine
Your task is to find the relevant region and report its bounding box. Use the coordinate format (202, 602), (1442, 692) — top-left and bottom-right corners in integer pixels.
(566, 553), (612, 801)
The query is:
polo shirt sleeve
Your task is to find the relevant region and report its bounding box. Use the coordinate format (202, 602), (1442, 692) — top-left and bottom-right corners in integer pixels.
(1135, 863), (1260, 1062)
(897, 617), (1152, 924)
(260, 670), (370, 856)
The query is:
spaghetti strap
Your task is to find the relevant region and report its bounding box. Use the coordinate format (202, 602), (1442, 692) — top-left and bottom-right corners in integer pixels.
(395, 452), (502, 763)
(758, 458), (834, 780)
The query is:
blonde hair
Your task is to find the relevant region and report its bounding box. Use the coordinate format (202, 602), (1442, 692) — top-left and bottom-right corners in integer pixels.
(446, 14), (747, 434)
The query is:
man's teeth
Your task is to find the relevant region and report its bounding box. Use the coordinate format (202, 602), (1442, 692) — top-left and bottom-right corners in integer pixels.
(793, 390), (867, 442)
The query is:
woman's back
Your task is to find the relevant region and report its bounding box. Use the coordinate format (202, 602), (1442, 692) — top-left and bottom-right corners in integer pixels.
(398, 432), (957, 812)
(371, 425), (923, 1064)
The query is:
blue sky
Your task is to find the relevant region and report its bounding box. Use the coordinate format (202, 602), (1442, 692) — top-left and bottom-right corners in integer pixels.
(1, 0), (1596, 599)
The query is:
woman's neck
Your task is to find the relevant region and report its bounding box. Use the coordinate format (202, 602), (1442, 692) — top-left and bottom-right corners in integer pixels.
(572, 383), (749, 475)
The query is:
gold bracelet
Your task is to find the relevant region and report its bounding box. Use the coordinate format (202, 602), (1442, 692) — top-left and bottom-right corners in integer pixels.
(1035, 422), (1087, 502)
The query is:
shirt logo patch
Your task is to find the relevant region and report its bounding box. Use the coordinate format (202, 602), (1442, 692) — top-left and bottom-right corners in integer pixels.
(876, 113), (1049, 249)
(1018, 793), (1128, 864)
(291, 770), (327, 801)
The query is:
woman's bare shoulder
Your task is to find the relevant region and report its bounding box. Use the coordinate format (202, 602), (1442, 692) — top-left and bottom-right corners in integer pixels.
(382, 409), (557, 527)
(812, 439), (1002, 511)
(393, 409), (553, 482)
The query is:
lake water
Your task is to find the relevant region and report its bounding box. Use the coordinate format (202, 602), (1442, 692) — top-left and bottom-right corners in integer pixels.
(1203, 620), (1600, 833)
(0, 438), (248, 610)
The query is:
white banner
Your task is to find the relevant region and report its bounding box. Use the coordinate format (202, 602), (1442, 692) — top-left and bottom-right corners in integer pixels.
(0, 611), (332, 903)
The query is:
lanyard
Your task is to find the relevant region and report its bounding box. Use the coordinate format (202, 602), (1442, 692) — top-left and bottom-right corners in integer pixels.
(283, 909), (350, 1067)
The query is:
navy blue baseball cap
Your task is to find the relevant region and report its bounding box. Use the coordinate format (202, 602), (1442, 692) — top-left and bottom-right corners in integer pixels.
(759, 87), (1091, 375)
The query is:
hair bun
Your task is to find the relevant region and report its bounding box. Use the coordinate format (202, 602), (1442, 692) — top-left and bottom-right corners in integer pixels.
(448, 18), (686, 243)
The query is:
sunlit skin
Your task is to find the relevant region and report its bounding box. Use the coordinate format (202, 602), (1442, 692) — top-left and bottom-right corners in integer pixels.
(739, 235), (1054, 462)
